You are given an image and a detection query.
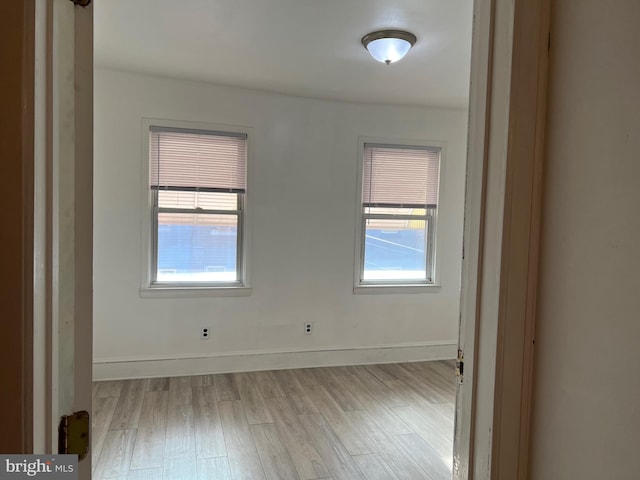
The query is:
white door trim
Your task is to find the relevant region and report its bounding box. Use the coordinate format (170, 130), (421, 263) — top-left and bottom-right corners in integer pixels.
(455, 0), (550, 478)
(31, 3), (93, 479)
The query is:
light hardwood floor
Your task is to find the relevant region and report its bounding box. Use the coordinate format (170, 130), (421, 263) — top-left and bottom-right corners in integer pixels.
(92, 361), (456, 480)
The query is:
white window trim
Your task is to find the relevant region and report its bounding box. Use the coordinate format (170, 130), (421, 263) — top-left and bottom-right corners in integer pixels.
(139, 118), (253, 298)
(353, 136), (447, 293)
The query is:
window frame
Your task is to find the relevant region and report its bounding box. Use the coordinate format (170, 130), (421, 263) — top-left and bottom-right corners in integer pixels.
(354, 137), (445, 293)
(140, 118), (253, 297)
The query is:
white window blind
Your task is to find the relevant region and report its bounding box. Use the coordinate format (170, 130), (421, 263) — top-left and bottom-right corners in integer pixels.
(362, 144), (440, 207)
(150, 126), (247, 192)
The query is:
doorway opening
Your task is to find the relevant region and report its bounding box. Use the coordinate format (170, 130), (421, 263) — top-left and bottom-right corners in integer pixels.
(90, 2), (473, 479)
(24, 0), (551, 476)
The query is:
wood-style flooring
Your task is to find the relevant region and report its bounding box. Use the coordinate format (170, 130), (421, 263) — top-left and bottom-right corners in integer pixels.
(92, 361), (456, 480)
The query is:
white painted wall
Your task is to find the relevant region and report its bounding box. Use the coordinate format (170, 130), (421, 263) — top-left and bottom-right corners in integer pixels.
(93, 68), (467, 379)
(530, 1), (640, 479)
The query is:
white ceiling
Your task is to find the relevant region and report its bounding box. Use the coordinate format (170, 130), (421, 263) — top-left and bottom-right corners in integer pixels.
(95, 0), (473, 108)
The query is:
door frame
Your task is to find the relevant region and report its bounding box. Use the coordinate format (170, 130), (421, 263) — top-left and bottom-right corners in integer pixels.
(456, 0), (550, 478)
(4, 0), (549, 478)
(15, 1), (94, 478)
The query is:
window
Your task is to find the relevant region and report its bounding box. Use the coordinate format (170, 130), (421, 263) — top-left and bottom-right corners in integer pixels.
(147, 125), (248, 288)
(357, 142), (441, 286)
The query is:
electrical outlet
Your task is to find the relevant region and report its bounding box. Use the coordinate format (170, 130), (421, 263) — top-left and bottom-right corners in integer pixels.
(201, 327), (210, 340)
(304, 322), (312, 335)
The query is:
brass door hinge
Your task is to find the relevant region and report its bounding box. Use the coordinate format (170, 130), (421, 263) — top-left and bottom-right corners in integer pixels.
(455, 349), (464, 383)
(71, 0), (92, 6)
(58, 411), (90, 459)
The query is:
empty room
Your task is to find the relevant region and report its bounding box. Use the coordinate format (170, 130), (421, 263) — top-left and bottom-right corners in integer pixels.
(91, 1), (473, 479)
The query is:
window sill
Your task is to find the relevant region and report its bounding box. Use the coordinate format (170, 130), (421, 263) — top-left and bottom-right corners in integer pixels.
(353, 284), (441, 295)
(140, 285), (252, 298)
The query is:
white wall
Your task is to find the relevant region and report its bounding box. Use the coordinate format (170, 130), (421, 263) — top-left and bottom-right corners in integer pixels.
(530, 1), (640, 479)
(93, 68), (467, 379)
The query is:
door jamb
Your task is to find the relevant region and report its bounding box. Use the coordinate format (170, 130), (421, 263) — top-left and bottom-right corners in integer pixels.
(13, 0), (550, 478)
(31, 3), (94, 477)
(456, 0), (550, 478)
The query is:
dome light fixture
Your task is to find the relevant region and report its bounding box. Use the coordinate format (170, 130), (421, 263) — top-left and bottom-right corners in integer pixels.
(361, 30), (417, 65)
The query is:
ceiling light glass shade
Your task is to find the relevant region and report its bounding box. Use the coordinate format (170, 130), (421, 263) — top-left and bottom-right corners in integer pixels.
(361, 30), (417, 65)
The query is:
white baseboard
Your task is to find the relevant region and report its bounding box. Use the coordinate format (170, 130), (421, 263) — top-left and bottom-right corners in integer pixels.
(93, 341), (458, 381)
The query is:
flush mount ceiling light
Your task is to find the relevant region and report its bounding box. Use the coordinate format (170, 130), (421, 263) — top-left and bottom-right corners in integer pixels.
(361, 30), (417, 65)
